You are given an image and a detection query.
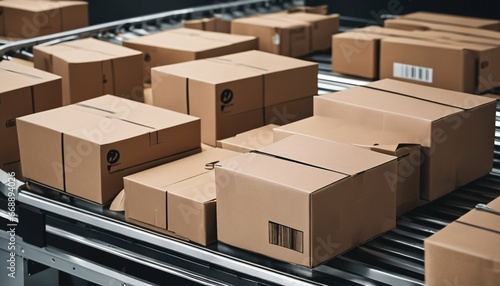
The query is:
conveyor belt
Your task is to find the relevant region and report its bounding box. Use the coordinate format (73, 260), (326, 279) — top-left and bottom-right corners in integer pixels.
(1, 1), (499, 285)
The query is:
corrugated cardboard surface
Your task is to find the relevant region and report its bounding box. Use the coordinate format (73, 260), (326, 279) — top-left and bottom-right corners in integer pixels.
(152, 50), (317, 146)
(0, 0), (87, 38)
(34, 38), (144, 105)
(274, 116), (420, 216)
(124, 148), (239, 245)
(123, 28), (257, 82)
(0, 60), (62, 174)
(314, 79), (496, 201)
(425, 196), (500, 285)
(402, 11), (500, 31)
(217, 124), (277, 153)
(184, 17), (230, 33)
(231, 15), (311, 57)
(17, 95), (201, 204)
(216, 135), (397, 267)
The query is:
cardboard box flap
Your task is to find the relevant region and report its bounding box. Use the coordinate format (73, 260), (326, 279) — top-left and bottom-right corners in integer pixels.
(167, 171), (216, 203)
(457, 197), (500, 233)
(125, 28), (254, 52)
(233, 16), (309, 29)
(72, 95), (199, 136)
(217, 152), (348, 193)
(0, 60), (61, 94)
(0, 1), (86, 12)
(110, 189), (125, 211)
(215, 50), (316, 72)
(125, 148), (238, 190)
(381, 36), (468, 51)
(283, 12), (339, 22)
(366, 79), (496, 110)
(402, 12), (500, 29)
(257, 134), (396, 176)
(154, 59), (263, 84)
(321, 86), (463, 122)
(217, 124), (277, 151)
(417, 30), (500, 45)
(37, 38), (141, 63)
(333, 30), (384, 40)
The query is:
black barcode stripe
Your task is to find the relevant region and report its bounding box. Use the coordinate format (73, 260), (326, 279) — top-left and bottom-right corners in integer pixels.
(394, 63), (433, 83)
(269, 221), (304, 253)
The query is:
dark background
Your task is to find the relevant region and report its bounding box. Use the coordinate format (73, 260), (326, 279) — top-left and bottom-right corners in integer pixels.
(86, 0), (500, 26)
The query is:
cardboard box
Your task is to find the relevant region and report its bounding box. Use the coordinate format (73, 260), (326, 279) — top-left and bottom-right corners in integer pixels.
(401, 11), (500, 31)
(231, 15), (311, 57)
(152, 50), (317, 145)
(273, 116), (420, 216)
(17, 95), (201, 204)
(216, 135), (397, 268)
(124, 148), (239, 245)
(217, 124), (277, 153)
(384, 18), (500, 41)
(425, 196), (500, 285)
(379, 37), (497, 93)
(332, 26), (500, 93)
(270, 12), (339, 51)
(184, 17), (231, 33)
(123, 28), (257, 82)
(0, 60), (62, 178)
(286, 5), (328, 15)
(34, 38), (144, 105)
(314, 79), (496, 201)
(0, 0), (88, 38)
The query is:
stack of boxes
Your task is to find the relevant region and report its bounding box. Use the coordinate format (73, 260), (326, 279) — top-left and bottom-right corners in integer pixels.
(1, 3), (498, 278)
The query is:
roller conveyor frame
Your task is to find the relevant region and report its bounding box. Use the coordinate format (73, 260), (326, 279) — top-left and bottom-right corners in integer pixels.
(1, 1), (499, 285)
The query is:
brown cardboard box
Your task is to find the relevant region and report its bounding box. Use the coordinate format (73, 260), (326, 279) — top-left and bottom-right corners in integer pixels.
(231, 15), (311, 57)
(34, 38), (144, 105)
(17, 95), (201, 204)
(6, 57), (34, 68)
(379, 37), (495, 93)
(0, 0), (88, 38)
(425, 196), (500, 285)
(273, 116), (420, 216)
(152, 50), (317, 145)
(401, 11), (500, 31)
(0, 60), (62, 178)
(123, 28), (257, 82)
(385, 18), (500, 40)
(314, 79), (496, 201)
(332, 26), (500, 93)
(216, 134), (397, 268)
(217, 124), (277, 153)
(124, 148), (239, 245)
(184, 17), (231, 33)
(270, 12), (339, 51)
(286, 5), (328, 15)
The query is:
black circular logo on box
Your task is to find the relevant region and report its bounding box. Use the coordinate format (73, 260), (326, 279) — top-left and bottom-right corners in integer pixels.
(220, 89), (233, 105)
(107, 149), (120, 164)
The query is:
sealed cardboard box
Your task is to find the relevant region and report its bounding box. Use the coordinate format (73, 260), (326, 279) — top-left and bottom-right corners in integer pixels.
(152, 50), (317, 145)
(217, 124), (277, 153)
(314, 79), (496, 201)
(270, 12), (339, 51)
(216, 135), (397, 268)
(385, 18), (500, 41)
(0, 60), (62, 177)
(34, 38), (144, 105)
(17, 95), (201, 204)
(274, 116), (420, 216)
(425, 196), (500, 285)
(379, 37), (497, 93)
(332, 26), (500, 93)
(184, 17), (231, 33)
(0, 0), (88, 38)
(286, 5), (328, 15)
(231, 15), (311, 57)
(401, 11), (500, 31)
(124, 148), (239, 245)
(123, 28), (257, 82)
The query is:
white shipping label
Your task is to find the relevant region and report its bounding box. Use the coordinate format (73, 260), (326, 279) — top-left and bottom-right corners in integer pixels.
(393, 62), (433, 83)
(272, 34), (280, 45)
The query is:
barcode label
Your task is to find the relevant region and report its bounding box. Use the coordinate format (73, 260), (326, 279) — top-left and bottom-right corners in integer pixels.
(269, 221), (303, 253)
(393, 63), (433, 83)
